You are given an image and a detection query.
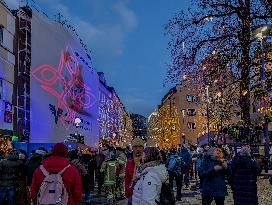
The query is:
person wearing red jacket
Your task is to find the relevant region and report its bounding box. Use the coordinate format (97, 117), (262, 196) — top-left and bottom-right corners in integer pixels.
(30, 143), (82, 205)
(125, 138), (145, 205)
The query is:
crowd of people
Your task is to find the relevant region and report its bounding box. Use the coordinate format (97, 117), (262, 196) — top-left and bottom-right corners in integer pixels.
(0, 138), (270, 205)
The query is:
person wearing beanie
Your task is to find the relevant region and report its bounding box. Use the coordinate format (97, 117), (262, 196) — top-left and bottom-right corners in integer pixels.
(125, 138), (145, 205)
(30, 143), (82, 205)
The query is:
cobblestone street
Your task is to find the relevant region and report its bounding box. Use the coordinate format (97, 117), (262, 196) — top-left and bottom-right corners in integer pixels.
(115, 177), (272, 205)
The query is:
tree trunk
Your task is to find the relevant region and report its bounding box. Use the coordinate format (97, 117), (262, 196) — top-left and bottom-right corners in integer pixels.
(239, 0), (251, 125)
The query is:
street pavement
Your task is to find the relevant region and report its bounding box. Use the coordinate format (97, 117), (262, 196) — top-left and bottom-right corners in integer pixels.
(115, 177), (272, 205)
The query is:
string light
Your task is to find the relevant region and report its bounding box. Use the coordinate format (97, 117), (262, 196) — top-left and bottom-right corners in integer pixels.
(0, 137), (12, 153)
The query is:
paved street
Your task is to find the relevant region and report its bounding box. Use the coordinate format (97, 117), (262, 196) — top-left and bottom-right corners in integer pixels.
(113, 177), (272, 205)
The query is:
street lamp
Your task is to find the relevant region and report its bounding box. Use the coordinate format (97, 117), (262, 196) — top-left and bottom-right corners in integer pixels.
(206, 85), (211, 144)
(252, 24), (272, 160)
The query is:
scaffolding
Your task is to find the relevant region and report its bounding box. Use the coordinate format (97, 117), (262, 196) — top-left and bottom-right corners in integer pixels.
(14, 6), (31, 141)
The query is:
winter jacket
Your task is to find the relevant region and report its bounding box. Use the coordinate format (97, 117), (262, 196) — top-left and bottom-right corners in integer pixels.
(229, 155), (261, 205)
(81, 155), (96, 191)
(26, 153), (43, 186)
(179, 148), (192, 168)
(198, 156), (227, 197)
(0, 152), (24, 188)
(125, 159), (135, 198)
(196, 155), (204, 172)
(132, 164), (168, 205)
(30, 156), (82, 205)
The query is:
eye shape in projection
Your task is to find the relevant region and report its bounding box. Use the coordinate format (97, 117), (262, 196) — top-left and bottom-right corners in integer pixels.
(32, 46), (96, 130)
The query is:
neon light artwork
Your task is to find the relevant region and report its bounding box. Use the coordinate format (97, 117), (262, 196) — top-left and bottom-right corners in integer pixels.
(32, 46), (95, 130)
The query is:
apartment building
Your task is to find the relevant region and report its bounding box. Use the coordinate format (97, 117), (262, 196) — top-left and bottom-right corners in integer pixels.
(0, 1), (15, 135)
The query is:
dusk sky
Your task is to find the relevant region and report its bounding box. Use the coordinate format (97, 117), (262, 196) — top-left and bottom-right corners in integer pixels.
(7, 0), (191, 117)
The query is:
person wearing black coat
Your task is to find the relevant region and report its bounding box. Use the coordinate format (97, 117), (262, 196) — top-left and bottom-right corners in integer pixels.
(0, 150), (24, 205)
(228, 146), (261, 205)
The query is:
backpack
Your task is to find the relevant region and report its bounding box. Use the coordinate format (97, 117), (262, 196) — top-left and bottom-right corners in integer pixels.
(37, 164), (70, 205)
(167, 155), (178, 172)
(156, 182), (175, 205)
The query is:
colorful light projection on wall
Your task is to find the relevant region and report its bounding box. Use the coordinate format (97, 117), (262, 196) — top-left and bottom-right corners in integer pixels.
(31, 46), (95, 130)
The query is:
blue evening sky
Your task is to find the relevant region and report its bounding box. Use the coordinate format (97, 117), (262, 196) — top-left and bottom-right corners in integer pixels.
(7, 0), (191, 117)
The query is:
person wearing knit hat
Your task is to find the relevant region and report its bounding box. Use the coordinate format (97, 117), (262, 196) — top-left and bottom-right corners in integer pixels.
(125, 138), (145, 205)
(131, 138), (145, 166)
(30, 143), (82, 205)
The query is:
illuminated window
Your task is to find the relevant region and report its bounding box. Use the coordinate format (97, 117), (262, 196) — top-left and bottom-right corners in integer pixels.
(0, 26), (3, 45)
(188, 122), (196, 129)
(187, 95), (195, 102)
(187, 109), (196, 116)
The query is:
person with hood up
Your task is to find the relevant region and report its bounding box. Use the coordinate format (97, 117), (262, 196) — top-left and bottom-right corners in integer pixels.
(132, 147), (168, 205)
(0, 149), (24, 205)
(228, 145), (261, 205)
(198, 147), (227, 205)
(30, 143), (82, 205)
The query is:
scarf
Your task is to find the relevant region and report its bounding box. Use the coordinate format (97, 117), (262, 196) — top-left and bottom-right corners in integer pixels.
(131, 160), (160, 188)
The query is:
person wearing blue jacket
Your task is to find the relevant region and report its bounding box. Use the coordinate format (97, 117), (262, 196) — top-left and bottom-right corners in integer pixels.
(198, 147), (227, 205)
(179, 144), (192, 188)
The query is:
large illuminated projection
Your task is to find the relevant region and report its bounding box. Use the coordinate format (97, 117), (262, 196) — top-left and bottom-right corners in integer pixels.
(31, 46), (95, 130)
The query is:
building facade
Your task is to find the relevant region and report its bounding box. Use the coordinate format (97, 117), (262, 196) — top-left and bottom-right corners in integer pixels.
(131, 113), (147, 140)
(0, 2), (132, 148)
(150, 84), (209, 147)
(98, 72), (113, 142)
(98, 73), (133, 147)
(118, 105), (133, 147)
(0, 1), (15, 135)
